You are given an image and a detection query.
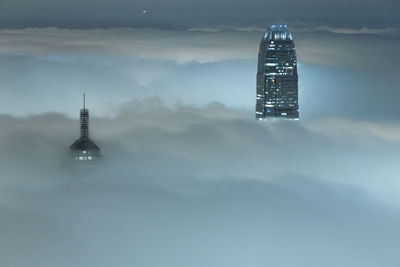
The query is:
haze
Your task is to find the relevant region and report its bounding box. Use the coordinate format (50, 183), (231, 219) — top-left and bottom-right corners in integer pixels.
(0, 0), (400, 266)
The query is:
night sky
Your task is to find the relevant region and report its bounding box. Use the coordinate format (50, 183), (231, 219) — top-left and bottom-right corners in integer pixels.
(0, 0), (398, 28)
(0, 0), (400, 266)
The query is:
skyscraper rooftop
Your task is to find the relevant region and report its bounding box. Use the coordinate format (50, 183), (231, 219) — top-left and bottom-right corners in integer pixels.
(70, 93), (101, 161)
(263, 25), (293, 41)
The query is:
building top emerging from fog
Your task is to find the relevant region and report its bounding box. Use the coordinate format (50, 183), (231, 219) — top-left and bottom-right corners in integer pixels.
(70, 93), (101, 161)
(256, 25), (299, 120)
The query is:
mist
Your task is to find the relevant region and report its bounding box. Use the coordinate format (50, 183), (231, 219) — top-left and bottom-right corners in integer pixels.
(0, 27), (400, 120)
(0, 100), (400, 267)
(0, 25), (399, 267)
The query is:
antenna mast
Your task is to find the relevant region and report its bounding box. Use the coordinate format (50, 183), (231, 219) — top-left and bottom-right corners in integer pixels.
(80, 93), (89, 138)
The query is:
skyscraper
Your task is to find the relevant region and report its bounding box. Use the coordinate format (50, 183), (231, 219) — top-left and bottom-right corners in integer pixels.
(256, 25), (299, 120)
(70, 93), (101, 161)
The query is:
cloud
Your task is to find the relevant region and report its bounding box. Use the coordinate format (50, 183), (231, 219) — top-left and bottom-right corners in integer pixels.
(2, 27), (399, 67)
(0, 21), (399, 267)
(312, 26), (399, 35)
(1, 99), (400, 200)
(189, 25), (400, 36)
(0, 100), (400, 267)
(306, 118), (400, 143)
(0, 28), (399, 122)
(290, 24), (400, 35)
(0, 28), (258, 63)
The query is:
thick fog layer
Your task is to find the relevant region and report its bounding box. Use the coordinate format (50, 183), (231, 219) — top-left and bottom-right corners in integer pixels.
(0, 27), (400, 266)
(0, 102), (400, 267)
(0, 27), (399, 120)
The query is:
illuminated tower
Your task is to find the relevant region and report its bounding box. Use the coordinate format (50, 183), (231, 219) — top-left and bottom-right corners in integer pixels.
(256, 25), (299, 120)
(70, 93), (101, 160)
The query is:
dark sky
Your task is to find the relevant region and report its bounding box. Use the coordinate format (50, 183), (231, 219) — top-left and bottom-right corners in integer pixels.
(0, 0), (399, 28)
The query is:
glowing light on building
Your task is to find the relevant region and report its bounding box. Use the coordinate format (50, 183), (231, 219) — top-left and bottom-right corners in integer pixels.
(256, 25), (299, 120)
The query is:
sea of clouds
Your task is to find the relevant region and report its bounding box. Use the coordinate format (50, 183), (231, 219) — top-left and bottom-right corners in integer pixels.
(0, 27), (400, 267)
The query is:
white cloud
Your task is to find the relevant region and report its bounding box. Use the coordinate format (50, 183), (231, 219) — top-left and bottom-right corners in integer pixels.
(0, 25), (400, 267)
(0, 101), (400, 267)
(305, 25), (399, 35)
(0, 28), (258, 64)
(1, 27), (399, 118)
(306, 118), (400, 143)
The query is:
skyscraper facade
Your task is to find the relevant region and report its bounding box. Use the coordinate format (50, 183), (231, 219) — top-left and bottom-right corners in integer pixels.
(256, 25), (299, 120)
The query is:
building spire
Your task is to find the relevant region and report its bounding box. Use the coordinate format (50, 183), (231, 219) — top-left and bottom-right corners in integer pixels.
(80, 93), (89, 138)
(70, 92), (101, 160)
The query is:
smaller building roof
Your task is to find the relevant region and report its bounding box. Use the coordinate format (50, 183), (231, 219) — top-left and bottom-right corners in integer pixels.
(70, 137), (100, 151)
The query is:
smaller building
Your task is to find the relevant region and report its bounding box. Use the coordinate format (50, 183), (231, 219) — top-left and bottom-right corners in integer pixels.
(70, 93), (101, 161)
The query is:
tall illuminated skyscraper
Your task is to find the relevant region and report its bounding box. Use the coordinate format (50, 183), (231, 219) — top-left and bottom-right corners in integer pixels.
(256, 25), (299, 120)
